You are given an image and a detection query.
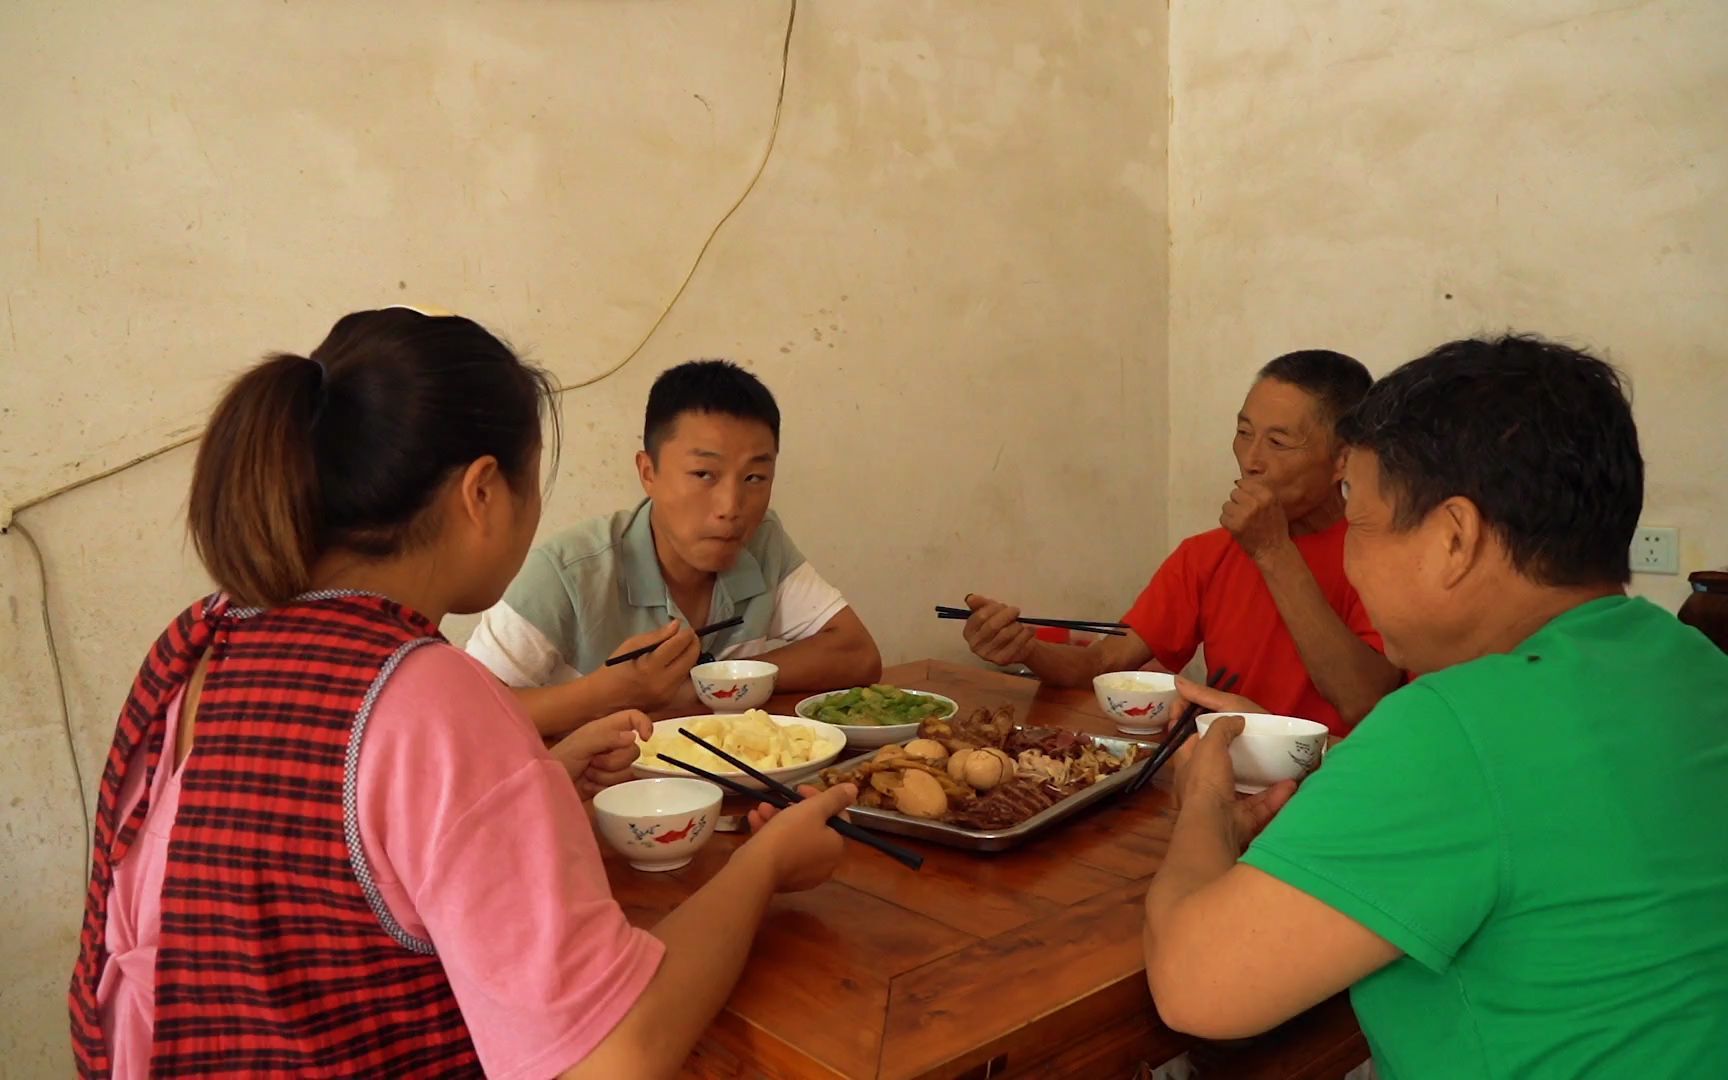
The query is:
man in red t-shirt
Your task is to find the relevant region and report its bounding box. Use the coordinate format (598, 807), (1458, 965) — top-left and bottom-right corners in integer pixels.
(964, 351), (1401, 736)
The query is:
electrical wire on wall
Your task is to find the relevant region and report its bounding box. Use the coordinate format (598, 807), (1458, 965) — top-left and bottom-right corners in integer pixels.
(2, 0), (799, 887)
(9, 520), (91, 877)
(554, 0), (797, 398)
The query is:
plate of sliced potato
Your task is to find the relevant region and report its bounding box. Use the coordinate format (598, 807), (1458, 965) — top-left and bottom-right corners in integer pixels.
(634, 710), (846, 791)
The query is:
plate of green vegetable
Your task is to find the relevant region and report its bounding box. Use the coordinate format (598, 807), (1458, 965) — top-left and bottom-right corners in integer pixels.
(795, 685), (960, 748)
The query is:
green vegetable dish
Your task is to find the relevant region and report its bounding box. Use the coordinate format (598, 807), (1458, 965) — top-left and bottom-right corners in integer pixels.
(805, 685), (953, 727)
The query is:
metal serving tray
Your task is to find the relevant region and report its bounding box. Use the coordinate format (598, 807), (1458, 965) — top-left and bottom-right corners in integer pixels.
(825, 734), (1152, 853)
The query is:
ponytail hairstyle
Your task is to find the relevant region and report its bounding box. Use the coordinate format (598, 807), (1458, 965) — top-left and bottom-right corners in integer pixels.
(188, 308), (558, 607)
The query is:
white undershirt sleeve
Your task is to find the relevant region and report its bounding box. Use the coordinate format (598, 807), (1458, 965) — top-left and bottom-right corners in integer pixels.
(465, 602), (581, 688)
(764, 561), (848, 644)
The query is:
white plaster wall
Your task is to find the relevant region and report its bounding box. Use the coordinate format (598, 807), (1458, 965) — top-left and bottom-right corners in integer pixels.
(0, 2), (1167, 1072)
(1168, 0), (1728, 611)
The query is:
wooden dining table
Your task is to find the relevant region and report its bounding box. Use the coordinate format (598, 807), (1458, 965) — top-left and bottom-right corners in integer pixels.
(602, 659), (1366, 1079)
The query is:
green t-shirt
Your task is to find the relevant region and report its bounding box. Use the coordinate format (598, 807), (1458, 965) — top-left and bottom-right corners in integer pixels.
(1242, 596), (1728, 1078)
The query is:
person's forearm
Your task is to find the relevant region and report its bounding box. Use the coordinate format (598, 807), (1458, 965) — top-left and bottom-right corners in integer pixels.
(564, 848), (778, 1079)
(1023, 630), (1154, 688)
(1147, 795), (1239, 925)
(513, 670), (632, 738)
(755, 631), (881, 691)
(1143, 793), (1239, 991)
(1255, 544), (1401, 727)
(1021, 640), (1105, 687)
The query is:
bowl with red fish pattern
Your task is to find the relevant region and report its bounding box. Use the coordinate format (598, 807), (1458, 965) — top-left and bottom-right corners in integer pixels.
(691, 659), (778, 712)
(1093, 671), (1181, 735)
(592, 777), (723, 872)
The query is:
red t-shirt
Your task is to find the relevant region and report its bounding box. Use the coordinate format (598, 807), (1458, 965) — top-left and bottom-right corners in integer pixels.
(1122, 520), (1384, 736)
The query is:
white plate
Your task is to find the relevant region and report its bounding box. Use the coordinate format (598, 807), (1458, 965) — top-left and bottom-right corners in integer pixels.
(793, 689), (960, 749)
(633, 713), (847, 791)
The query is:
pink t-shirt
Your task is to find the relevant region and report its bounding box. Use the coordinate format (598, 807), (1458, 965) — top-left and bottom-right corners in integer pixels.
(97, 644), (664, 1079)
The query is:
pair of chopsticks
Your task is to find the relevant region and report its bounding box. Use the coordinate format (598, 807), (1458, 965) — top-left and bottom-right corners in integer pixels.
(1121, 667), (1239, 796)
(602, 615), (745, 667)
(656, 728), (925, 871)
(933, 605), (1128, 637)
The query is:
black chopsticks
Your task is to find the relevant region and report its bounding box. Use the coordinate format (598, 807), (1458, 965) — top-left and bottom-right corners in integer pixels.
(603, 616), (746, 667)
(661, 728), (924, 871)
(933, 605), (1128, 637)
(1121, 668), (1238, 796)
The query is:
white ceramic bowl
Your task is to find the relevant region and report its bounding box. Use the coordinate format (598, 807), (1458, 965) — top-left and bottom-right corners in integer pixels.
(592, 777), (723, 872)
(690, 659), (778, 711)
(1194, 712), (1329, 793)
(794, 689), (959, 748)
(633, 713), (846, 791)
(1093, 671), (1182, 735)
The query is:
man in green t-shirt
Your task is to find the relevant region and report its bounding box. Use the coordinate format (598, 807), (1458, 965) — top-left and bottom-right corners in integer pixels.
(1143, 335), (1728, 1077)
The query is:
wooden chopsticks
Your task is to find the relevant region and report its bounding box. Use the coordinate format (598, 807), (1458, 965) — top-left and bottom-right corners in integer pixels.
(1121, 668), (1238, 797)
(933, 605), (1128, 637)
(602, 616), (746, 667)
(660, 728), (925, 871)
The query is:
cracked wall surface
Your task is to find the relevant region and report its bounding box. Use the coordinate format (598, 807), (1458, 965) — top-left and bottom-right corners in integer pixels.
(0, 5), (1165, 1072)
(1167, 0), (1727, 615)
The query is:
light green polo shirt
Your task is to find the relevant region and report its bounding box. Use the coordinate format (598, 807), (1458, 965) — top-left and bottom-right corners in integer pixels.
(467, 500), (847, 684)
(1241, 596), (1728, 1077)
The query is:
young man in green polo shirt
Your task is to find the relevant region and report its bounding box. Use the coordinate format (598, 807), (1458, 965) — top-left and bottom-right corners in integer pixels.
(468, 360), (882, 734)
(1143, 335), (1728, 1076)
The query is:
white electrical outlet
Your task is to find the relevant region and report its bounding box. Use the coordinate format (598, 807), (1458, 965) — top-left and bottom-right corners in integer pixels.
(1630, 526), (1679, 575)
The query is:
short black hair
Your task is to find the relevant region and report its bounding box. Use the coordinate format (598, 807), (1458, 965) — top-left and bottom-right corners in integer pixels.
(1338, 334), (1644, 587)
(1257, 350), (1373, 427)
(643, 359), (781, 458)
